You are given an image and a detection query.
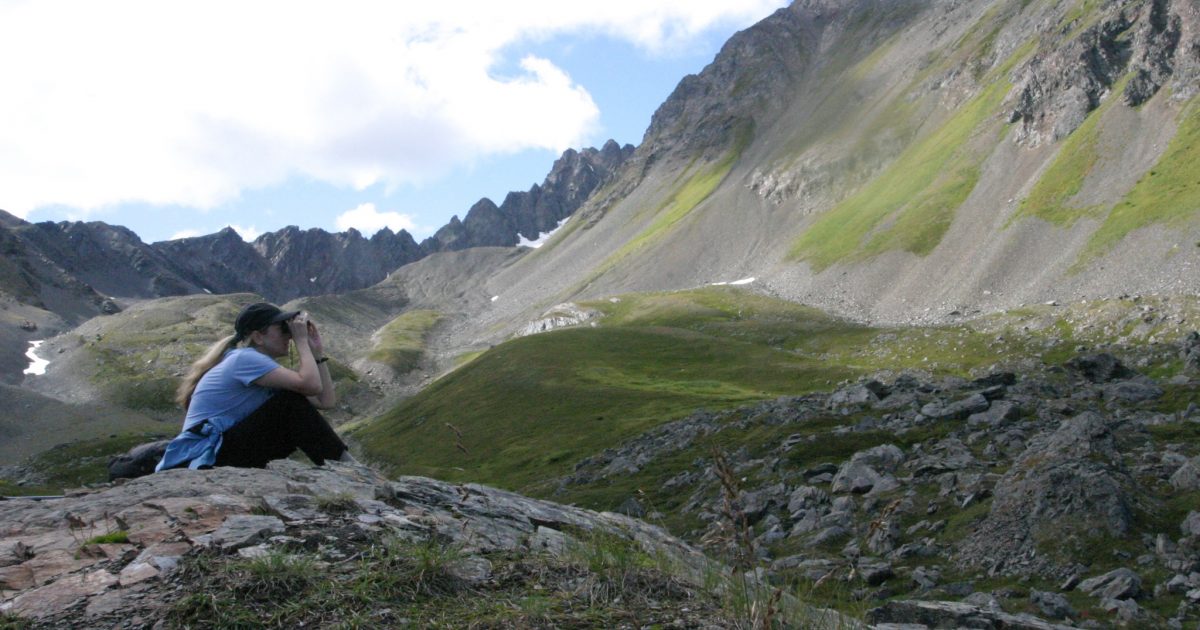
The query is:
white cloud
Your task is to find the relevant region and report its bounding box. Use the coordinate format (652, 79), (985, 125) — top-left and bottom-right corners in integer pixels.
(169, 229), (202, 241)
(228, 224), (261, 242)
(336, 203), (419, 237)
(0, 1), (784, 218)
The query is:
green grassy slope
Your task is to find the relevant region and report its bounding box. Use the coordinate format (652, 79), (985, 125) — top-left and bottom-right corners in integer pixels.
(351, 287), (1191, 494)
(367, 309), (442, 373)
(352, 288), (866, 489)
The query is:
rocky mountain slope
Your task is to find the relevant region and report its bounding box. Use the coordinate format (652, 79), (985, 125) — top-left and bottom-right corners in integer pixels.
(445, 0), (1199, 359)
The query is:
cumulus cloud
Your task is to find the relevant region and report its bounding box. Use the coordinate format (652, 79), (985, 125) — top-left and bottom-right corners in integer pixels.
(336, 203), (419, 237)
(0, 1), (783, 217)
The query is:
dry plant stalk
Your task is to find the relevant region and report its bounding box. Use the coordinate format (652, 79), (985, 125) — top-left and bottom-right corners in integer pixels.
(445, 422), (469, 454)
(708, 447), (782, 629)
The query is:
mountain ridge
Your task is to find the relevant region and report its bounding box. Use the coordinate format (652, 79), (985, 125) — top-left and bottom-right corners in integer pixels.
(0, 140), (631, 325)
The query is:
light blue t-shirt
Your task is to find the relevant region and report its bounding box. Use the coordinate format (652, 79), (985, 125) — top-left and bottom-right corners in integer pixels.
(183, 348), (280, 431)
(156, 348), (281, 471)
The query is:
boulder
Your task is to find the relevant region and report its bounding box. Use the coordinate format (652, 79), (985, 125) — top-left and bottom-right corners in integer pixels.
(1182, 511), (1200, 537)
(1181, 331), (1200, 373)
(831, 444), (904, 494)
(1030, 589), (1077, 620)
(957, 413), (1136, 577)
(1102, 380), (1163, 403)
(828, 382), (882, 408)
(1065, 353), (1134, 383)
(1079, 568), (1142, 600)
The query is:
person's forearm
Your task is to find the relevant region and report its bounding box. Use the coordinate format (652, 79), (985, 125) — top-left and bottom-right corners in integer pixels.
(295, 344), (323, 394)
(314, 357), (336, 408)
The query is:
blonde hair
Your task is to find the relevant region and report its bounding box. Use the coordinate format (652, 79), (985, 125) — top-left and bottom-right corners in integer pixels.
(176, 333), (242, 410)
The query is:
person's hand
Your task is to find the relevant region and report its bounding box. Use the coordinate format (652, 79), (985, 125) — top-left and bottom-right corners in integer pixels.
(306, 318), (325, 356)
(288, 312), (311, 344)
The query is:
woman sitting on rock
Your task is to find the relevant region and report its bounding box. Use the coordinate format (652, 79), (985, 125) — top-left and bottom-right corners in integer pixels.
(156, 302), (354, 471)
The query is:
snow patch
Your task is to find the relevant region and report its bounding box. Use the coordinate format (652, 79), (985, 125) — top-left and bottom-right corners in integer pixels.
(518, 217), (570, 249)
(709, 277), (756, 286)
(491, 296), (499, 302)
(23, 340), (49, 376)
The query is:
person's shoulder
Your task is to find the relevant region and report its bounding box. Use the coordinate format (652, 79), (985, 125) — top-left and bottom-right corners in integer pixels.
(226, 348), (276, 366)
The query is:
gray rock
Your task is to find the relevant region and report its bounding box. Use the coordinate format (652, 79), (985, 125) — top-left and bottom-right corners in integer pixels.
(921, 394), (990, 420)
(831, 444), (904, 494)
(1170, 457), (1200, 491)
(968, 400), (1021, 427)
(1181, 511), (1200, 537)
(1181, 331), (1200, 373)
(786, 485), (828, 513)
(1103, 380), (1164, 402)
(868, 599), (1077, 629)
(1030, 589), (1077, 620)
(1065, 353), (1134, 383)
(1079, 568), (1142, 600)
(828, 382), (881, 408)
(207, 515), (286, 551)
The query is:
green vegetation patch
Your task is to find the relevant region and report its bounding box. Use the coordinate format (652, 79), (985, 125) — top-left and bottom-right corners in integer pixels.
(367, 309), (442, 373)
(789, 74), (1008, 270)
(1082, 100), (1200, 261)
(82, 530), (130, 546)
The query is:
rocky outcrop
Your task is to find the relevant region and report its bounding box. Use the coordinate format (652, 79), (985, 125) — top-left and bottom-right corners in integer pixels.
(1008, 0), (1200, 146)
(0, 460), (716, 626)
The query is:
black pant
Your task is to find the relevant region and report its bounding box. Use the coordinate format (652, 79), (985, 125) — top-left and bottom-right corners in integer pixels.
(214, 391), (347, 468)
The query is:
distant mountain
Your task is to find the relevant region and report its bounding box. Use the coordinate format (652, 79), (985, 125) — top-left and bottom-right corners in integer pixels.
(0, 141), (632, 323)
(421, 141), (634, 252)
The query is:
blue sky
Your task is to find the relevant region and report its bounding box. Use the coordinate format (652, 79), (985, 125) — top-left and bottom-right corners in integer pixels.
(2, 2), (787, 244)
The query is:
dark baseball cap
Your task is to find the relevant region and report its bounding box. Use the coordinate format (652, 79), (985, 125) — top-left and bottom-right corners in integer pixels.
(234, 302), (300, 339)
